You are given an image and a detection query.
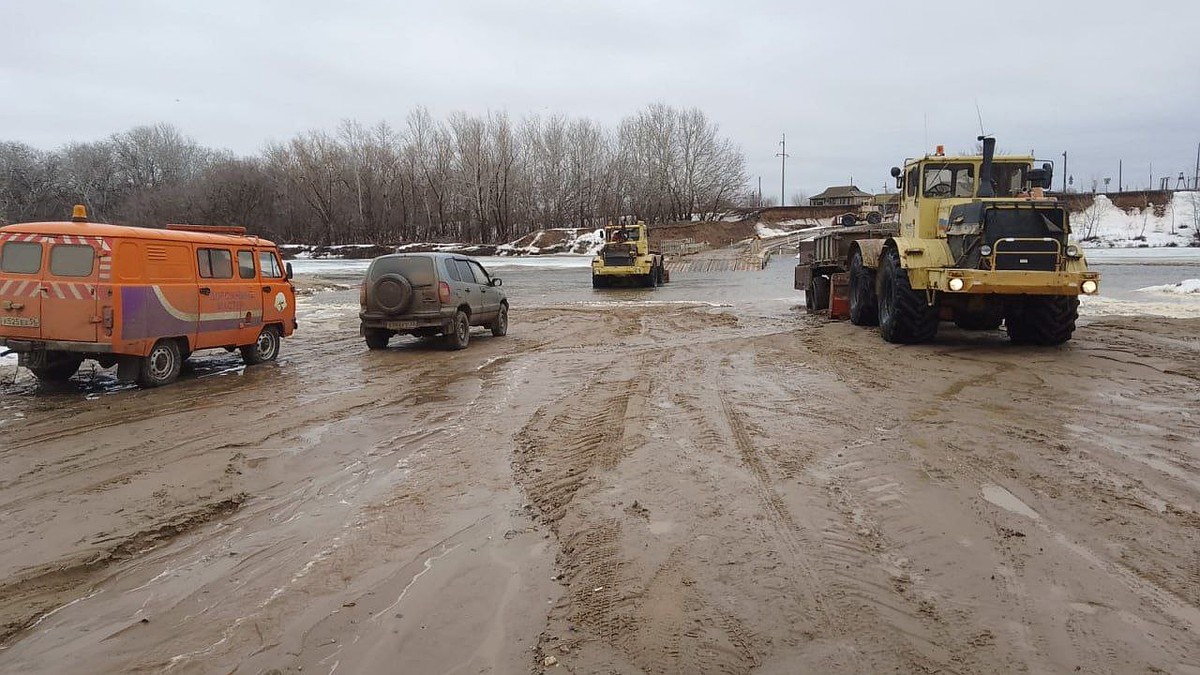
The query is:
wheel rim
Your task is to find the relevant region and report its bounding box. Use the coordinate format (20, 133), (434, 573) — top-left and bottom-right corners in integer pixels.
(499, 307), (508, 331)
(457, 318), (468, 342)
(257, 331), (278, 359)
(148, 346), (175, 381)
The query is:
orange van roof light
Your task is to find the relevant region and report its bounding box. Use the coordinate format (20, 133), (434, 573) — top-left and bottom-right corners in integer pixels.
(71, 204), (88, 222)
(935, 145), (944, 156)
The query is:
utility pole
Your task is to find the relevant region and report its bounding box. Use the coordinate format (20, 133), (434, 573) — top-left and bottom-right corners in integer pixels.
(1061, 151), (1067, 193)
(1118, 160), (1123, 193)
(1194, 141), (1199, 190)
(1149, 163), (1152, 192)
(757, 176), (762, 207)
(776, 133), (789, 207)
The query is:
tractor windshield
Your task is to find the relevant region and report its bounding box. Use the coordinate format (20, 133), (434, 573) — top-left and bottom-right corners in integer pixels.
(992, 163), (1028, 197)
(609, 228), (641, 242)
(924, 163), (974, 198)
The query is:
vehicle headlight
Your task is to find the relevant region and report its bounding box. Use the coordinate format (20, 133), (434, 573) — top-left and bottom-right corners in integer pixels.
(948, 277), (965, 291)
(1065, 244), (1082, 258)
(1081, 280), (1098, 294)
(979, 245), (992, 257)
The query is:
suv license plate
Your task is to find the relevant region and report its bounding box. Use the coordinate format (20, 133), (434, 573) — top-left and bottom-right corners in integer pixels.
(386, 321), (423, 330)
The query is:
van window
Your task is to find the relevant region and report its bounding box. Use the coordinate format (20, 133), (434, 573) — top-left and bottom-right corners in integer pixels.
(258, 251), (283, 279)
(50, 244), (96, 277)
(455, 260), (478, 284)
(0, 241), (41, 274)
(237, 250), (256, 279)
(198, 248), (233, 279)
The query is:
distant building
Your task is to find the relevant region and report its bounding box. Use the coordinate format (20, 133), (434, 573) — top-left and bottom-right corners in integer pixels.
(809, 185), (874, 207)
(872, 192), (900, 213)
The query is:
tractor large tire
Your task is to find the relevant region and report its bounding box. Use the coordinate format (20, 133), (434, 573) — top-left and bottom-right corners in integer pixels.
(848, 250), (878, 326)
(1004, 296), (1078, 345)
(592, 275), (607, 289)
(877, 248), (939, 344)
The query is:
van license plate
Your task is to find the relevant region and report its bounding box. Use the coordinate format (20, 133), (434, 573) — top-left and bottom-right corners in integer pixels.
(0, 316), (38, 328)
(386, 321), (422, 330)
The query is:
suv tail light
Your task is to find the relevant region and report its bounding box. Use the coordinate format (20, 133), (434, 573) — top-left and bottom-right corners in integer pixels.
(438, 281), (452, 303)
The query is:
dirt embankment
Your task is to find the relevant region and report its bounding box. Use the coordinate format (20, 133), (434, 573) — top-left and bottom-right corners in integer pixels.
(648, 220), (758, 248)
(0, 300), (1198, 673)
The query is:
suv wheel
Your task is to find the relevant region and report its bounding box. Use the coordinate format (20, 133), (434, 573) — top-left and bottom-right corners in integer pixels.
(491, 303), (509, 337)
(445, 310), (470, 350)
(364, 328), (391, 350)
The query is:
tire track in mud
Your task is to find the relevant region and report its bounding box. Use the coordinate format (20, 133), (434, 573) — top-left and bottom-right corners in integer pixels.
(0, 494), (245, 648)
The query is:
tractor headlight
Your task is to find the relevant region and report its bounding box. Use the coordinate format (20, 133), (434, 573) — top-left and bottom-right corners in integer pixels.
(979, 245), (992, 257)
(1065, 244), (1082, 258)
(1081, 280), (1098, 295)
(948, 277), (965, 291)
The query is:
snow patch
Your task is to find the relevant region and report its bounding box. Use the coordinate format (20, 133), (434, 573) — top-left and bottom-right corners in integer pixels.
(1137, 279), (1200, 295)
(1076, 192), (1199, 249)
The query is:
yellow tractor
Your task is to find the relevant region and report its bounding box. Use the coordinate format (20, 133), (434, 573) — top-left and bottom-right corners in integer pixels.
(591, 221), (669, 288)
(798, 136), (1098, 344)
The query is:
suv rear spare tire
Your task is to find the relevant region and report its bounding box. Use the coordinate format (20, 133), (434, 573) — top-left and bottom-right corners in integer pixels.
(373, 273), (414, 313)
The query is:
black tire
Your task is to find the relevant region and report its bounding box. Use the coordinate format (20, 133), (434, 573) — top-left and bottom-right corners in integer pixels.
(809, 275), (830, 312)
(1004, 296), (1079, 345)
(373, 273), (414, 313)
(643, 271), (656, 288)
(592, 275), (607, 289)
(840, 213), (857, 227)
(491, 303), (509, 337)
(848, 250), (878, 326)
(954, 310), (1004, 331)
(866, 211), (883, 225)
(241, 325), (281, 365)
(138, 339), (182, 387)
(654, 266), (664, 287)
(445, 310), (470, 350)
(877, 248), (939, 344)
(29, 353), (83, 382)
(364, 328), (391, 350)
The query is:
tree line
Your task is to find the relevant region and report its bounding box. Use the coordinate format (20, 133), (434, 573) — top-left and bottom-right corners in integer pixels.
(0, 104), (749, 245)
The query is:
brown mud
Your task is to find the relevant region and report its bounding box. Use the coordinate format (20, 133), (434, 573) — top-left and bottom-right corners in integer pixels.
(0, 296), (1197, 673)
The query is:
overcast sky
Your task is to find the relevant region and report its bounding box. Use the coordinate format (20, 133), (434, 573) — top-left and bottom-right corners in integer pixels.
(3, 0), (1198, 198)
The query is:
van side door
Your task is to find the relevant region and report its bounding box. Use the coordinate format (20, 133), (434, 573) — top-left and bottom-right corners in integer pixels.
(0, 234), (44, 340)
(195, 246), (250, 349)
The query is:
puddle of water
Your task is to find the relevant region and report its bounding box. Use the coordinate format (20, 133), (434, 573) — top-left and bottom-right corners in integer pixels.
(981, 484), (1041, 520)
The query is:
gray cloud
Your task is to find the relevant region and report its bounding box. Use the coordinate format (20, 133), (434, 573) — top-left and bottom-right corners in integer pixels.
(3, 0), (1198, 197)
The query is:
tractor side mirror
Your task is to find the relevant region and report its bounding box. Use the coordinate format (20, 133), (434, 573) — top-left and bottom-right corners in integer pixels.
(1028, 165), (1053, 190)
(890, 166), (902, 189)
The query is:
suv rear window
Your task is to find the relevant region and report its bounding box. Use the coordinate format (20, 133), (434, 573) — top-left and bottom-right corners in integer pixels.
(50, 244), (95, 277)
(369, 256), (436, 286)
(0, 241), (42, 274)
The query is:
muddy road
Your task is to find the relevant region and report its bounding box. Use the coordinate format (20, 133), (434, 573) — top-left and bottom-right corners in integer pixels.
(1, 265), (1199, 673)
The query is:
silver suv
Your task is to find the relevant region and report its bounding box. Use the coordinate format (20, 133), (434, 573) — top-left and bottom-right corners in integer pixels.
(359, 253), (508, 350)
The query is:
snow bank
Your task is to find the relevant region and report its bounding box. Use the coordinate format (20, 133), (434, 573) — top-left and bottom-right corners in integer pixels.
(496, 227), (604, 256)
(1137, 279), (1200, 295)
(1076, 192), (1199, 248)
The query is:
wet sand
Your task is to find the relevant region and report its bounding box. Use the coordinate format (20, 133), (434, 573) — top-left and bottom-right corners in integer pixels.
(0, 269), (1198, 673)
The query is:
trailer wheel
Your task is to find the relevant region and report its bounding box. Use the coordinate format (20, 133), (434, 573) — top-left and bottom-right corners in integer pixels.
(866, 211), (883, 225)
(840, 213), (857, 227)
(807, 274), (830, 312)
(29, 352), (83, 383)
(849, 250), (878, 326)
(1004, 296), (1078, 345)
(877, 248), (938, 344)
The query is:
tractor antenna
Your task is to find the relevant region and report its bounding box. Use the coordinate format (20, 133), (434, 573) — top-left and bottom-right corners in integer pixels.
(975, 99), (987, 138)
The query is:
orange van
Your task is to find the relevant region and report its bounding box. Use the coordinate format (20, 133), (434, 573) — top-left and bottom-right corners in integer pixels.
(0, 206), (297, 387)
